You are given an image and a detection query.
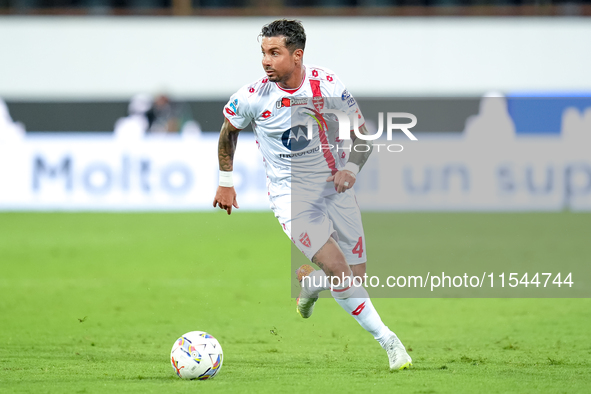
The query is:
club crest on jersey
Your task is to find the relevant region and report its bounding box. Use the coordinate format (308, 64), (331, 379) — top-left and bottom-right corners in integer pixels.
(276, 97), (308, 109)
(313, 97), (324, 111)
(281, 125), (310, 151)
(299, 232), (311, 248)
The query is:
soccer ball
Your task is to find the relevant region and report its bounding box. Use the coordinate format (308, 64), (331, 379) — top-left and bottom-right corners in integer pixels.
(170, 331), (223, 380)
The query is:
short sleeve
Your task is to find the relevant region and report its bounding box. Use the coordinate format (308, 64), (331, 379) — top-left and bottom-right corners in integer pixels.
(223, 89), (253, 130)
(331, 76), (366, 129)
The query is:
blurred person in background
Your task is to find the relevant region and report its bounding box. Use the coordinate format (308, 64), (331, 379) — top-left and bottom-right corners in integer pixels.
(147, 94), (202, 137)
(0, 98), (25, 142)
(114, 93), (152, 140)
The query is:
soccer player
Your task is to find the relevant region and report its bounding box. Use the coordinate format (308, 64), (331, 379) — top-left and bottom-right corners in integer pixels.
(213, 19), (412, 370)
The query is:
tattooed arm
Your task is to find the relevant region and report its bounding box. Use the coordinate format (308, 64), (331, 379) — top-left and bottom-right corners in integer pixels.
(213, 118), (241, 215)
(326, 123), (373, 193)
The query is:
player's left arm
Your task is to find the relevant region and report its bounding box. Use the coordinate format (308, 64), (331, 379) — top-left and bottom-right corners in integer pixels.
(327, 123), (373, 193)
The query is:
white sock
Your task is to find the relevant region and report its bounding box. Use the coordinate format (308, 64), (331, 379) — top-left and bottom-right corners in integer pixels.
(331, 276), (392, 344)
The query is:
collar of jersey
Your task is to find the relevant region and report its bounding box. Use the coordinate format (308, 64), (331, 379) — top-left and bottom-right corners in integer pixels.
(275, 66), (307, 94)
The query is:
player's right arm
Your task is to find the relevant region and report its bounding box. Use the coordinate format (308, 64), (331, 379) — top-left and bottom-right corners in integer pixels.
(213, 118), (241, 215)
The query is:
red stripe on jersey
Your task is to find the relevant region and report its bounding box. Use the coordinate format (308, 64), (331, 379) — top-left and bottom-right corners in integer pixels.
(310, 78), (322, 97)
(310, 79), (338, 175)
(280, 87), (299, 94)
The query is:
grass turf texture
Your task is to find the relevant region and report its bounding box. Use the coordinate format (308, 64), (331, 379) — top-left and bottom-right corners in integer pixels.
(0, 212), (589, 393)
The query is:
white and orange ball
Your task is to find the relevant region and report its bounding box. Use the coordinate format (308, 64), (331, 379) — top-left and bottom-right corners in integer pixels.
(170, 331), (223, 380)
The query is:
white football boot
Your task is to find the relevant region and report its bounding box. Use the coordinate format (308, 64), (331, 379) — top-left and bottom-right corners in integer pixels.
(382, 333), (412, 370)
(295, 264), (318, 319)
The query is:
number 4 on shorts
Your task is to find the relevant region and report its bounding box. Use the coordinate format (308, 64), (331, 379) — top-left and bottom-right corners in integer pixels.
(352, 236), (364, 258)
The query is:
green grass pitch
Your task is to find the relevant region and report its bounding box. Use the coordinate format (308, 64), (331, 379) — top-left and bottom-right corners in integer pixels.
(0, 212), (589, 393)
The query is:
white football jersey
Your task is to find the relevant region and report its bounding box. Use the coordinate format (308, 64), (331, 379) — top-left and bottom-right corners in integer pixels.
(223, 64), (365, 198)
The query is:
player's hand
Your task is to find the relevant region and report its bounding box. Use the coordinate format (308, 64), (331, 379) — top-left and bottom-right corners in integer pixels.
(326, 170), (356, 193)
(213, 186), (239, 215)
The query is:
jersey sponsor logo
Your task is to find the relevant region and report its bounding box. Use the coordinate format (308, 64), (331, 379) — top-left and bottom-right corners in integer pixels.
(225, 107), (236, 116)
(299, 232), (311, 248)
(277, 98), (291, 108)
(275, 97), (308, 109)
(281, 126), (310, 151)
(312, 69), (319, 77)
(326, 75), (333, 82)
(248, 87), (255, 93)
(261, 110), (272, 119)
(341, 90), (356, 107)
(279, 145), (319, 158)
(229, 99), (238, 113)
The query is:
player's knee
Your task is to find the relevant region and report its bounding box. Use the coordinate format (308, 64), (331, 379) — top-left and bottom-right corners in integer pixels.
(350, 264), (366, 279)
(312, 238), (350, 277)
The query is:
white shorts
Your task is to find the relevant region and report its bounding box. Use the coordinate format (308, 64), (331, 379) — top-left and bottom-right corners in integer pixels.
(270, 189), (367, 265)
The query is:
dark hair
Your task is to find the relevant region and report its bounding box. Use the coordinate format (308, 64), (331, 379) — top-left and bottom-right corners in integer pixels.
(260, 19), (306, 53)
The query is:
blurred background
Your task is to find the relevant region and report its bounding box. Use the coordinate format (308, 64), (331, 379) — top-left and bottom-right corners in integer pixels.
(2, 6), (591, 392)
(0, 6), (590, 211)
(1, 0), (591, 16)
